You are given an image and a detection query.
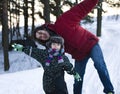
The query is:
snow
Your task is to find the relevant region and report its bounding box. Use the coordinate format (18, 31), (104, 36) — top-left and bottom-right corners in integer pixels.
(0, 16), (120, 94)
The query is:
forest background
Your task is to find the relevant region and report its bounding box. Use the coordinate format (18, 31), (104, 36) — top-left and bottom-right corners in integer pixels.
(0, 0), (120, 71)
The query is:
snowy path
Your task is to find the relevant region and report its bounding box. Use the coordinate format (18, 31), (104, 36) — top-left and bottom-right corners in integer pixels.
(0, 18), (120, 94)
(0, 68), (44, 94)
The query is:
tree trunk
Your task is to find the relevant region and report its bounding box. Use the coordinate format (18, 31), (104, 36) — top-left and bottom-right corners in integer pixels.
(2, 0), (10, 71)
(44, 0), (50, 23)
(8, 0), (13, 43)
(31, 0), (35, 33)
(97, 1), (102, 36)
(24, 0), (28, 38)
(55, 0), (61, 18)
(76, 0), (78, 4)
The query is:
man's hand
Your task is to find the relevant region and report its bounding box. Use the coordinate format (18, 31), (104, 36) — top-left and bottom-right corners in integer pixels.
(12, 43), (23, 51)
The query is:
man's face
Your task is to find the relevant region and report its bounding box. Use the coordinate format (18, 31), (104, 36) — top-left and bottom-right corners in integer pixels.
(51, 43), (61, 50)
(35, 30), (50, 41)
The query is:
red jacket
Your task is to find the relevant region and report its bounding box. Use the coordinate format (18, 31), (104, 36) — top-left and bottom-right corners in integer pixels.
(48, 0), (99, 60)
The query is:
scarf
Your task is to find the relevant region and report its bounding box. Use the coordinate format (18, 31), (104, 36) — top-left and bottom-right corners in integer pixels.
(46, 48), (64, 66)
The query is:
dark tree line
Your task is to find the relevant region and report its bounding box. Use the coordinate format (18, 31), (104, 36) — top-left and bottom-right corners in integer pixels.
(0, 0), (119, 71)
(0, 0), (10, 71)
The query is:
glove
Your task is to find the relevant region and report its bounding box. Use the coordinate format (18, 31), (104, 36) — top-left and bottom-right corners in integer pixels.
(11, 43), (23, 51)
(74, 72), (82, 81)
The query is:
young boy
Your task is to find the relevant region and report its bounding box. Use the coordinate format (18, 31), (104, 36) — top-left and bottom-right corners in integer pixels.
(12, 36), (81, 94)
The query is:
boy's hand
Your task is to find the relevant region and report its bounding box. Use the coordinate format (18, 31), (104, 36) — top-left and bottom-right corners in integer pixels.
(12, 43), (23, 51)
(74, 72), (82, 81)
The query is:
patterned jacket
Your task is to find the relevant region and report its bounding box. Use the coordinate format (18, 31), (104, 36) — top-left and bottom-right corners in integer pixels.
(23, 47), (76, 93)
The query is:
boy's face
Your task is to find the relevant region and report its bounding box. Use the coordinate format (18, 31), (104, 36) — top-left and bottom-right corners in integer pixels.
(51, 43), (61, 50)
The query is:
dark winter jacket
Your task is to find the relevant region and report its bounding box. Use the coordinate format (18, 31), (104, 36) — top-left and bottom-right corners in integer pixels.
(37, 0), (99, 60)
(23, 47), (76, 93)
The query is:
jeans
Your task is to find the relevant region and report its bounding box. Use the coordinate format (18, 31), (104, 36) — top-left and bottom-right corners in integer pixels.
(73, 43), (114, 94)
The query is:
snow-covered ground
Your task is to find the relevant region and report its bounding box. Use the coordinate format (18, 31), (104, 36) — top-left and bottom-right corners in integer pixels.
(0, 16), (120, 94)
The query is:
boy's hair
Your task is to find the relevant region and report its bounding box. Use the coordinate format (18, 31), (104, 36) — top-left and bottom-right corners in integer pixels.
(46, 36), (64, 49)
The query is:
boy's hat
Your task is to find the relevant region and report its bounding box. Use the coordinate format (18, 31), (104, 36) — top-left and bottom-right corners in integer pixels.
(46, 36), (64, 48)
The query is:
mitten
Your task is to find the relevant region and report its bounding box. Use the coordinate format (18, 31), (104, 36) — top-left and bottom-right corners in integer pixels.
(12, 43), (23, 51)
(74, 72), (82, 81)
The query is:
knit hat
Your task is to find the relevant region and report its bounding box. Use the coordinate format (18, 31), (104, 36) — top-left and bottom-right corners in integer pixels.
(46, 36), (64, 49)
